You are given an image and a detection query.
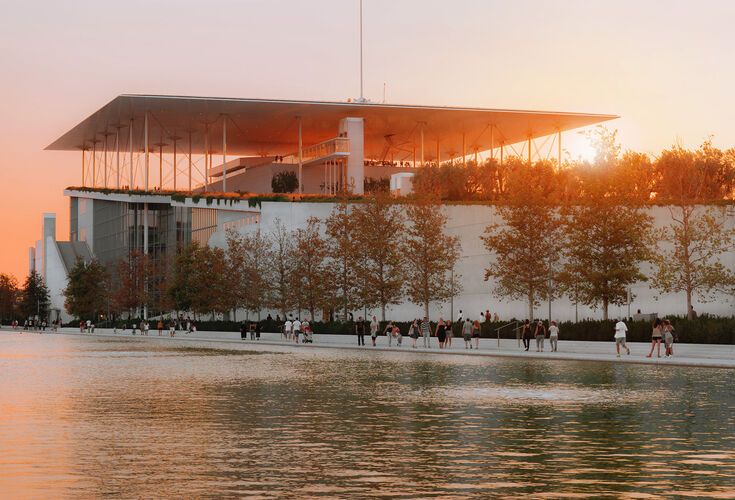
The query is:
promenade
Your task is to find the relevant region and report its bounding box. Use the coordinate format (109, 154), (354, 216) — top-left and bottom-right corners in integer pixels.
(6, 326), (734, 369)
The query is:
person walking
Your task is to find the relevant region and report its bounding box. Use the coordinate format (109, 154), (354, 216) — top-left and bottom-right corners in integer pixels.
(614, 317), (631, 357)
(472, 319), (481, 349)
(370, 316), (379, 346)
(393, 325), (402, 347)
(435, 318), (447, 349)
(169, 321), (176, 337)
(143, 320), (149, 336)
(445, 320), (453, 348)
(240, 322), (247, 340)
(383, 321), (395, 347)
(535, 319), (546, 352)
(646, 318), (663, 358)
(521, 319), (532, 351)
(408, 319), (419, 348)
(284, 317), (292, 341)
(663, 319), (675, 357)
(249, 321), (257, 340)
(157, 319), (164, 336)
(292, 317), (301, 343)
(462, 317), (473, 349)
(355, 316), (366, 346)
(548, 321), (559, 352)
(421, 316), (431, 348)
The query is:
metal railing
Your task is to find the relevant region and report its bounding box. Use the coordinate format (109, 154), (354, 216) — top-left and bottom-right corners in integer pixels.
(494, 320), (519, 349)
(281, 137), (350, 165)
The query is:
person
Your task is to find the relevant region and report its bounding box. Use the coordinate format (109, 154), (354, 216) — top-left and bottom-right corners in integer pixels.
(249, 321), (257, 340)
(472, 319), (481, 349)
(292, 317), (302, 343)
(614, 318), (631, 357)
(370, 316), (379, 346)
(663, 319), (675, 357)
(157, 319), (164, 336)
(393, 325), (402, 346)
(169, 321), (176, 337)
(548, 321), (559, 352)
(86, 319), (91, 332)
(435, 318), (447, 349)
(383, 321), (395, 347)
(355, 316), (366, 346)
(445, 320), (453, 348)
(266, 313), (273, 321)
(421, 316), (431, 348)
(255, 321), (261, 340)
(647, 318), (663, 358)
(408, 319), (419, 348)
(462, 317), (473, 349)
(143, 320), (149, 336)
(689, 306), (698, 319)
(534, 319), (546, 352)
(240, 322), (247, 340)
(521, 319), (532, 351)
(284, 317), (292, 341)
(131, 322), (137, 335)
(493, 312), (499, 322)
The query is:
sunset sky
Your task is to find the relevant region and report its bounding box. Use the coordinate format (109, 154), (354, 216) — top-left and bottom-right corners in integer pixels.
(1, 0), (734, 279)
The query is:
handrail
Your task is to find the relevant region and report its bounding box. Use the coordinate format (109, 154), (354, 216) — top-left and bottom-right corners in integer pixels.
(494, 320), (519, 348)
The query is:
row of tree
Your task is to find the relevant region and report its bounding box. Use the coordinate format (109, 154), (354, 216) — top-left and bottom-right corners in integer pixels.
(0, 272), (51, 322)
(413, 130), (735, 204)
(60, 195), (462, 323)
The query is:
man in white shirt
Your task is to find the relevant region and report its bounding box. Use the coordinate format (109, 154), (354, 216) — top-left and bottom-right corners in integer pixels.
(614, 318), (631, 357)
(292, 318), (302, 343)
(283, 318), (292, 341)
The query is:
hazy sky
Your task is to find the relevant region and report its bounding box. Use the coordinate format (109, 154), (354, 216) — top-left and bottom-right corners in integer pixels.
(1, 0), (734, 279)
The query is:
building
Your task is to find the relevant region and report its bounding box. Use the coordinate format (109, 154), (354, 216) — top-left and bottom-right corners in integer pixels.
(28, 213), (92, 323)
(43, 95), (734, 321)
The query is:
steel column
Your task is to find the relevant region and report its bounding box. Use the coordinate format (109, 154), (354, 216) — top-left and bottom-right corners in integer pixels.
(222, 117), (227, 192)
(297, 116), (303, 194)
(92, 140), (97, 187)
(129, 118), (134, 190)
(490, 125), (494, 160)
(81, 147), (86, 187)
(172, 136), (177, 191)
(115, 128), (120, 189)
(103, 133), (108, 188)
(462, 132), (466, 168)
(420, 123), (424, 167)
(188, 130), (192, 192)
(557, 129), (562, 168)
(203, 126), (208, 192)
(144, 112), (149, 191)
(527, 136), (532, 166)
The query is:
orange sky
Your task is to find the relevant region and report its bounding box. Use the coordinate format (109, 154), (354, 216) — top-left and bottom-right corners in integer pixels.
(1, 0), (734, 280)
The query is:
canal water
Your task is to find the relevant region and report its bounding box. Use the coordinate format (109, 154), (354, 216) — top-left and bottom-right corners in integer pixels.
(0, 333), (733, 498)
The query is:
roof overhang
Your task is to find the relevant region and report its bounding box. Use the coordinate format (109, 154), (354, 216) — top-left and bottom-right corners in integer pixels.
(46, 95), (618, 160)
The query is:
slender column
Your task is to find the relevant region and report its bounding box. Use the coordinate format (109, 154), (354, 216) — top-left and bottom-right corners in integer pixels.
(436, 140), (440, 166)
(115, 128), (120, 189)
(129, 118), (134, 190)
(323, 162), (327, 194)
(462, 132), (466, 168)
(158, 138), (163, 190)
(81, 147), (86, 187)
(297, 116), (303, 194)
(172, 136), (177, 191)
(420, 123), (425, 167)
(500, 142), (504, 166)
(203, 126), (209, 193)
(92, 140), (97, 187)
(557, 129), (562, 169)
(144, 112), (149, 191)
(103, 133), (108, 188)
(222, 117), (228, 192)
(527, 135), (532, 166)
(188, 130), (192, 192)
(490, 125), (494, 160)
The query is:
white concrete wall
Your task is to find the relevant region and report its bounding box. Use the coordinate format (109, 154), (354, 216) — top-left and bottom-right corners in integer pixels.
(211, 201), (735, 322)
(44, 239), (72, 324)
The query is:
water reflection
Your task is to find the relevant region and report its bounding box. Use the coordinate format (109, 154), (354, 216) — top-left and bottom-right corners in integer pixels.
(0, 334), (733, 497)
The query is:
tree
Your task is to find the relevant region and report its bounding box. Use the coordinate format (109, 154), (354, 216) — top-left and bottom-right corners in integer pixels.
(225, 230), (248, 321)
(561, 200), (653, 320)
(271, 171), (299, 193)
(482, 163), (563, 320)
(652, 206), (735, 318)
(18, 271), (50, 320)
(242, 228), (272, 316)
(63, 259), (110, 321)
(167, 242), (226, 318)
(352, 193), (406, 320)
(0, 273), (18, 321)
(325, 201), (360, 320)
(290, 217), (332, 320)
(269, 218), (294, 318)
(403, 197), (461, 318)
(112, 252), (150, 317)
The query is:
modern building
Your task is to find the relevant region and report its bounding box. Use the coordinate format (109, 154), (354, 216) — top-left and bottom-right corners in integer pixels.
(43, 94), (734, 321)
(29, 213), (92, 323)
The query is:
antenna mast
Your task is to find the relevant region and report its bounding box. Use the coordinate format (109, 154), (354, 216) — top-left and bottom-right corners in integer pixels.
(359, 0), (364, 101)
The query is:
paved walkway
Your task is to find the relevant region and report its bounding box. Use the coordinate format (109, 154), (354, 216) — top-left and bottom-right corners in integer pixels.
(4, 327), (734, 369)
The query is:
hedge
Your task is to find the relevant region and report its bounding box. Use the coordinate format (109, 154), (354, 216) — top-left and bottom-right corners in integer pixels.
(72, 315), (735, 345)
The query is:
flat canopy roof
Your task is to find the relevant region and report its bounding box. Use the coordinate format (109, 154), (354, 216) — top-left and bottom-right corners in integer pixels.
(46, 95), (617, 160)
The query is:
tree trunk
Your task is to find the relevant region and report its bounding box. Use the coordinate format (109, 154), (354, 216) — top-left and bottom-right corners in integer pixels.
(602, 297), (609, 321)
(686, 288), (693, 320)
(381, 303), (386, 322)
(527, 291), (534, 321)
(424, 302), (429, 320)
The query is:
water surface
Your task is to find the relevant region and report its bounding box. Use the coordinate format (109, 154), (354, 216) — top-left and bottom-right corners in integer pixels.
(0, 334), (733, 498)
